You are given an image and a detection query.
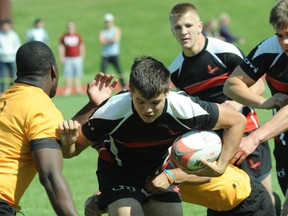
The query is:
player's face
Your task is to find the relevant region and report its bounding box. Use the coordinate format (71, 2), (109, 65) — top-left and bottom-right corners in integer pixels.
(275, 25), (288, 56)
(170, 11), (203, 55)
(131, 90), (168, 124)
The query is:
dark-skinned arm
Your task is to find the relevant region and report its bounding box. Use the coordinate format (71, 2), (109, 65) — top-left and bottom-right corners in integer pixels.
(31, 146), (79, 216)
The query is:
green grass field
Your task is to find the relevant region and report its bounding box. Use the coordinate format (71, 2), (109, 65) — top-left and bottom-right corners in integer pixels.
(10, 0), (283, 215)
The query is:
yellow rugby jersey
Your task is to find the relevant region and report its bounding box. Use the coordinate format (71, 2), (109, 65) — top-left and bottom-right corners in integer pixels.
(180, 165), (251, 211)
(0, 83), (64, 210)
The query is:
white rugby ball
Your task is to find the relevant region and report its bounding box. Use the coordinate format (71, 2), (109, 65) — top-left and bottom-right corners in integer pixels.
(171, 130), (222, 171)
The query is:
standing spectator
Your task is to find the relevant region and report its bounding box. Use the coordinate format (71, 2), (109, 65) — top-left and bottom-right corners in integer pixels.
(0, 41), (79, 216)
(168, 2), (280, 215)
(99, 13), (126, 89)
(223, 0), (288, 214)
(219, 13), (245, 45)
(202, 18), (221, 38)
(0, 18), (21, 94)
(59, 21), (85, 96)
(26, 18), (49, 44)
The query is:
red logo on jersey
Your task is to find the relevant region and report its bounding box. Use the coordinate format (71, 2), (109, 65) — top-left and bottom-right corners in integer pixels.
(249, 159), (261, 170)
(168, 129), (182, 136)
(173, 185), (180, 193)
(207, 64), (219, 74)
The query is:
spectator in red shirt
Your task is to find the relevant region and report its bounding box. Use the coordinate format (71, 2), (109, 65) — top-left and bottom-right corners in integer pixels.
(58, 21), (85, 96)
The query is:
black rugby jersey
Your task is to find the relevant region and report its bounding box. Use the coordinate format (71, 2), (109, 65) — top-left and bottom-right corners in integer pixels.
(82, 91), (218, 176)
(169, 37), (259, 132)
(239, 35), (288, 144)
(240, 35), (288, 95)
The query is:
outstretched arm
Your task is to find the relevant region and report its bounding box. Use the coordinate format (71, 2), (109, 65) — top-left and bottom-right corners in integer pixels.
(224, 66), (288, 109)
(221, 78), (266, 112)
(145, 168), (211, 193)
(73, 72), (118, 124)
(231, 104), (288, 164)
(31, 146), (79, 216)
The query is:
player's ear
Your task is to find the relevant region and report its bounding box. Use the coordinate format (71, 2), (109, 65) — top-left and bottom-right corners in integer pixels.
(50, 65), (57, 78)
(198, 21), (203, 34)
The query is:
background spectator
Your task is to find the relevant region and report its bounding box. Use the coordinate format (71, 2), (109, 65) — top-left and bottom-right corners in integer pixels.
(202, 18), (221, 38)
(99, 13), (126, 89)
(0, 18), (21, 94)
(58, 21), (85, 96)
(26, 18), (49, 44)
(219, 13), (246, 45)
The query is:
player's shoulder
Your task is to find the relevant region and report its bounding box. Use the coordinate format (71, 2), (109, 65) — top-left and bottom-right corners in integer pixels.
(94, 91), (132, 120)
(206, 37), (243, 56)
(257, 35), (282, 53)
(30, 87), (62, 116)
(168, 52), (184, 73)
(167, 91), (212, 117)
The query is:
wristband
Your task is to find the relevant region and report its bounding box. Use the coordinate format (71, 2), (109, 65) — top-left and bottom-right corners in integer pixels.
(163, 169), (175, 184)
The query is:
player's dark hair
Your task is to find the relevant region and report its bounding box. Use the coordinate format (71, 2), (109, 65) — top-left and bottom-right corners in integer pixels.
(169, 2), (200, 20)
(16, 41), (57, 78)
(269, 0), (288, 29)
(129, 56), (170, 99)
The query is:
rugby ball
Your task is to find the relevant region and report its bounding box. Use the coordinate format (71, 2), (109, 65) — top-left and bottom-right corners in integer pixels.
(171, 130), (222, 171)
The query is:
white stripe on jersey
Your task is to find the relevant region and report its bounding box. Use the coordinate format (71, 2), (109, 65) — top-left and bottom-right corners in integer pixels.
(167, 91), (209, 119)
(251, 35), (284, 69)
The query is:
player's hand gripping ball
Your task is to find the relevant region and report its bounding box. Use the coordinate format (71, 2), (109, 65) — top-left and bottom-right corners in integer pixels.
(171, 130), (222, 171)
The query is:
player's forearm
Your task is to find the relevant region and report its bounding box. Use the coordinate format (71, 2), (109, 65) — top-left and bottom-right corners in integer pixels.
(171, 168), (211, 185)
(61, 135), (89, 158)
(61, 143), (80, 158)
(218, 116), (246, 171)
(223, 77), (266, 108)
(252, 105), (288, 143)
(40, 173), (79, 216)
(72, 101), (97, 124)
(249, 78), (265, 95)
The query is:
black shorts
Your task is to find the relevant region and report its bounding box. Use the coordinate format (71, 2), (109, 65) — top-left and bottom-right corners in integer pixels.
(273, 139), (288, 194)
(207, 177), (276, 216)
(97, 159), (181, 210)
(0, 198), (16, 216)
(237, 132), (272, 180)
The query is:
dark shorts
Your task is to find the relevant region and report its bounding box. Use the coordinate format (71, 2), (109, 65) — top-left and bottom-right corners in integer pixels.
(237, 132), (272, 180)
(207, 177), (276, 216)
(0, 198), (16, 216)
(273, 139), (288, 194)
(97, 159), (181, 210)
(100, 55), (123, 75)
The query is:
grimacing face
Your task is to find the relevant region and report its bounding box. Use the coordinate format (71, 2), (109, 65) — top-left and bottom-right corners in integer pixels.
(131, 90), (168, 124)
(275, 25), (288, 57)
(170, 11), (203, 55)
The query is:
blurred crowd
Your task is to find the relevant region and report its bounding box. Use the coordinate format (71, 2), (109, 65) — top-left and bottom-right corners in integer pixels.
(0, 13), (126, 96)
(202, 12), (245, 45)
